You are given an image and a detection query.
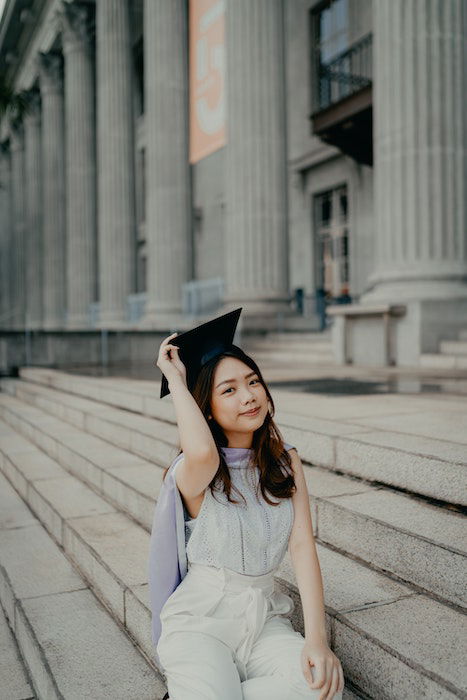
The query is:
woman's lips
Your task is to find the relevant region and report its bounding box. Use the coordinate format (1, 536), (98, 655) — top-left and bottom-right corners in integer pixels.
(241, 407), (260, 416)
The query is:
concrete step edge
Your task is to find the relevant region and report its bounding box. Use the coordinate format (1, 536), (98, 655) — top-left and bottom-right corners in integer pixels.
(0, 482), (167, 698)
(0, 601), (36, 700)
(5, 375), (465, 507)
(0, 397), (465, 610)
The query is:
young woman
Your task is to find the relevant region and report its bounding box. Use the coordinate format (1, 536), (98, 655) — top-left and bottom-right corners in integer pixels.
(153, 331), (345, 700)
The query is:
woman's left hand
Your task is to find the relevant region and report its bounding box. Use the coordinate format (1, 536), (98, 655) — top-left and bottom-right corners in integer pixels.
(300, 639), (344, 699)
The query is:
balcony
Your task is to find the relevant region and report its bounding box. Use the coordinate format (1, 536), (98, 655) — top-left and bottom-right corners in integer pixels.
(310, 33), (373, 166)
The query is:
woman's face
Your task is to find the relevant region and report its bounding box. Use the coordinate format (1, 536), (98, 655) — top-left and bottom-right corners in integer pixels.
(210, 356), (269, 445)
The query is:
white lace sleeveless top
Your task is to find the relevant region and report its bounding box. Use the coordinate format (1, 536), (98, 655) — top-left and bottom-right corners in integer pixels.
(173, 443), (295, 576)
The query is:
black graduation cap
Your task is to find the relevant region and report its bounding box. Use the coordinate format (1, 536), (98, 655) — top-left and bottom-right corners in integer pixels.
(159, 307), (243, 399)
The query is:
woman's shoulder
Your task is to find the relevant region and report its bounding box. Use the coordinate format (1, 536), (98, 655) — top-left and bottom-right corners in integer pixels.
(283, 441), (296, 452)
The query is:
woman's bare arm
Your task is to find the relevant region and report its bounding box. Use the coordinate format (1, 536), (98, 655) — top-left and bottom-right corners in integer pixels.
(157, 334), (219, 496)
(287, 448), (345, 696)
(168, 375), (219, 497)
(168, 374), (217, 459)
(287, 448), (327, 642)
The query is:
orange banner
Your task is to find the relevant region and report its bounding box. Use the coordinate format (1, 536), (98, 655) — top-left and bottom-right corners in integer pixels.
(189, 0), (226, 163)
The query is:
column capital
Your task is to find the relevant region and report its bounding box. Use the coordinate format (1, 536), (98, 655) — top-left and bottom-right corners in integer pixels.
(38, 51), (63, 95)
(60, 1), (94, 54)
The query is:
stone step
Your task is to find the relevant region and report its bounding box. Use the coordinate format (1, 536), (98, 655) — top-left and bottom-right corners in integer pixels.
(247, 349), (336, 365)
(5, 371), (467, 508)
(0, 392), (162, 533)
(458, 329), (467, 341)
(0, 421), (463, 699)
(0, 467), (166, 700)
(420, 353), (467, 369)
(246, 339), (333, 352)
(0, 387), (465, 610)
(440, 340), (467, 356)
(248, 346), (334, 360)
(249, 331), (332, 343)
(0, 599), (35, 700)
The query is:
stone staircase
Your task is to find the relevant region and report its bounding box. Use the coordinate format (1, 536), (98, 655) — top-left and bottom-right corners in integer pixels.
(0, 368), (465, 699)
(243, 331), (335, 368)
(420, 329), (467, 370)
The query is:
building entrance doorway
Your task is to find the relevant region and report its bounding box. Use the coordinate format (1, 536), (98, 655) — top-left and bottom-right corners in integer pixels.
(314, 184), (350, 301)
(313, 185), (350, 329)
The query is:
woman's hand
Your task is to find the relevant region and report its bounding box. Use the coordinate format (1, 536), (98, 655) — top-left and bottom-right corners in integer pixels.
(300, 639), (344, 699)
(156, 332), (187, 387)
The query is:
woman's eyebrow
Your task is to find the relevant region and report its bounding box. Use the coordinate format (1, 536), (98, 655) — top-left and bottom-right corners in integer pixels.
(215, 371), (257, 389)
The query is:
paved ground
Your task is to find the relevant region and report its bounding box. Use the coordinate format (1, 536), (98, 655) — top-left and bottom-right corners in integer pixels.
(64, 359), (467, 395)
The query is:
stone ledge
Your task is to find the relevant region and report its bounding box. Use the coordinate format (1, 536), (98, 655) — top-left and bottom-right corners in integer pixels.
(327, 304), (406, 317)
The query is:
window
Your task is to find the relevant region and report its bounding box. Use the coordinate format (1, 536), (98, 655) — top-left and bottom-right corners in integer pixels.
(318, 0), (349, 65)
(314, 185), (350, 300)
(312, 0), (349, 110)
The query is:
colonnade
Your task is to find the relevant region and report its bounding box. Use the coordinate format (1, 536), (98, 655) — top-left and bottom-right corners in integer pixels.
(0, 0), (290, 331)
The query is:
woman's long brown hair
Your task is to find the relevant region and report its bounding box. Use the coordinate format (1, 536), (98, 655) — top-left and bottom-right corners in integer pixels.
(162, 345), (296, 507)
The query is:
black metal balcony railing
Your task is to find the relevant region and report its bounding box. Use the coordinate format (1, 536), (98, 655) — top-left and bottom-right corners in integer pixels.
(315, 33), (372, 113)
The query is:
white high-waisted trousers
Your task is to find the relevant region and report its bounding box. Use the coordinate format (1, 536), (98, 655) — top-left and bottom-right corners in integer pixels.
(157, 561), (344, 700)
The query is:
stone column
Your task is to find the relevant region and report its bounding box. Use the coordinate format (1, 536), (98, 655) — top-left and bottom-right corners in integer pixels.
(224, 0), (290, 320)
(366, 0), (466, 301)
(140, 0), (190, 327)
(0, 144), (12, 328)
(96, 0), (135, 327)
(62, 1), (97, 328)
(9, 124), (26, 329)
(23, 90), (43, 329)
(39, 52), (66, 329)
(343, 0), (467, 366)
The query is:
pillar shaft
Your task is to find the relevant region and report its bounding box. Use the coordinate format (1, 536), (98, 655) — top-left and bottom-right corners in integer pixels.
(0, 145), (12, 328)
(96, 0), (135, 326)
(62, 2), (97, 328)
(39, 52), (66, 328)
(142, 0), (190, 325)
(368, 0), (466, 301)
(23, 91), (43, 328)
(9, 126), (26, 329)
(225, 0), (289, 315)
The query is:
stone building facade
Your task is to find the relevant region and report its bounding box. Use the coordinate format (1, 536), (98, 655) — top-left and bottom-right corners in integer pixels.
(0, 0), (466, 366)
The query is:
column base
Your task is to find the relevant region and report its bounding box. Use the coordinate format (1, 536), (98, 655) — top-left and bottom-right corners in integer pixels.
(42, 318), (66, 331)
(65, 314), (93, 330)
(137, 310), (195, 333)
(98, 309), (130, 329)
(218, 299), (296, 333)
(24, 320), (43, 330)
(136, 301), (307, 336)
(361, 277), (467, 304)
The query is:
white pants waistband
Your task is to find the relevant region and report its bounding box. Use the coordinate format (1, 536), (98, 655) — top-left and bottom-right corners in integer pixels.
(187, 561), (277, 596)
